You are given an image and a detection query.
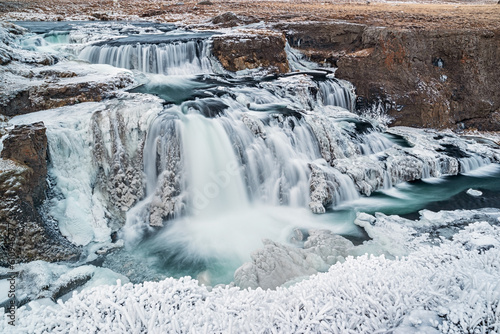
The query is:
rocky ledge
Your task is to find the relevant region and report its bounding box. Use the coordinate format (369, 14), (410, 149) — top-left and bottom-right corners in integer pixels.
(280, 22), (500, 131)
(212, 30), (289, 74)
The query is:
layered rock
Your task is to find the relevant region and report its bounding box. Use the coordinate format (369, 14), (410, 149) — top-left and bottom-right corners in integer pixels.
(282, 22), (500, 131)
(212, 30), (289, 73)
(0, 63), (133, 117)
(0, 123), (80, 266)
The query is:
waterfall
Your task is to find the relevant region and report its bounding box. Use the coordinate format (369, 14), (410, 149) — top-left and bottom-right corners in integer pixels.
(9, 21), (500, 287)
(79, 40), (213, 75)
(319, 80), (354, 111)
(459, 154), (490, 173)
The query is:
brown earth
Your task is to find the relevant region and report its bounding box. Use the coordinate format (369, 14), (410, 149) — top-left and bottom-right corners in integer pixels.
(0, 0), (499, 31)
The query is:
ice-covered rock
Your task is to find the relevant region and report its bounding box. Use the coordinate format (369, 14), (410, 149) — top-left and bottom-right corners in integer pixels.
(3, 218), (499, 333)
(0, 61), (133, 117)
(234, 230), (354, 289)
(0, 261), (128, 310)
(466, 188), (482, 197)
(9, 93), (164, 246)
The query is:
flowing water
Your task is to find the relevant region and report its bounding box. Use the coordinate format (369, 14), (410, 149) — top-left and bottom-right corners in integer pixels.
(11, 21), (500, 285)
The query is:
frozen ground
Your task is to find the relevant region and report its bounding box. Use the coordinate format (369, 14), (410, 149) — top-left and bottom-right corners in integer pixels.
(2, 209), (500, 333)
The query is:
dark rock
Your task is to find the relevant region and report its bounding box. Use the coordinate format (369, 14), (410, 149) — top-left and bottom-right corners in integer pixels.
(51, 273), (93, 301)
(281, 22), (500, 131)
(0, 46), (11, 65)
(91, 12), (110, 21)
(212, 12), (240, 27)
(1, 122), (47, 205)
(140, 9), (165, 17)
(212, 31), (289, 73)
(0, 123), (80, 266)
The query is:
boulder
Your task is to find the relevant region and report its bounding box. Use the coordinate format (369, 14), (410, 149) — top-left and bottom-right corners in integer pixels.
(211, 12), (259, 28)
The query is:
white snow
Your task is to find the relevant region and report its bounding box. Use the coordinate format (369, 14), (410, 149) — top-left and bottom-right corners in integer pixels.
(2, 217), (499, 333)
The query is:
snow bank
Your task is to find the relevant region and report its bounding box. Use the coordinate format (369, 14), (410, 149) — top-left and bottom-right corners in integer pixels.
(2, 216), (499, 333)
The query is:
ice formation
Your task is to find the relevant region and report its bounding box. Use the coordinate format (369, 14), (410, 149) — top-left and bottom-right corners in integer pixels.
(1, 20), (500, 334)
(2, 211), (500, 333)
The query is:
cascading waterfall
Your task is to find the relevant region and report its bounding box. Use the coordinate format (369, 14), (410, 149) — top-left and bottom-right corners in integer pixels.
(319, 80), (354, 111)
(459, 154), (491, 173)
(79, 40), (213, 75)
(10, 21), (500, 286)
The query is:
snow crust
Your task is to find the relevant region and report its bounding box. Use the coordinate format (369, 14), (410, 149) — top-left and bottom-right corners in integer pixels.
(2, 213), (499, 333)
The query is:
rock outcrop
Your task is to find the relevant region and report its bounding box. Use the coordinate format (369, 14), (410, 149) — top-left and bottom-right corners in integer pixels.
(1, 122), (48, 205)
(0, 123), (80, 266)
(0, 22), (133, 118)
(212, 31), (289, 74)
(282, 22), (500, 131)
(0, 63), (133, 117)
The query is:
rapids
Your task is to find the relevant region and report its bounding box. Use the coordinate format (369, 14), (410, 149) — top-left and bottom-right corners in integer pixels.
(9, 21), (500, 286)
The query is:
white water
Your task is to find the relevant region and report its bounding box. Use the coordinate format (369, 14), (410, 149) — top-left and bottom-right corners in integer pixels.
(79, 41), (213, 75)
(8, 22), (500, 287)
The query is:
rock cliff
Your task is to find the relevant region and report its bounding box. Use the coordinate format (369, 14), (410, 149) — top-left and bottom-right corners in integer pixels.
(282, 22), (500, 131)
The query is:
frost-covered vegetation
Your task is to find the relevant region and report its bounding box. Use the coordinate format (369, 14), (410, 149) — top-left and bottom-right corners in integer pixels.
(2, 212), (500, 333)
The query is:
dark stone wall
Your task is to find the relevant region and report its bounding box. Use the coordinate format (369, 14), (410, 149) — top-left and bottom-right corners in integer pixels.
(282, 22), (500, 130)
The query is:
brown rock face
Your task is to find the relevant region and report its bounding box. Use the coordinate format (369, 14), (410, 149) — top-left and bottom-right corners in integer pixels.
(0, 123), (80, 266)
(1, 122), (47, 205)
(284, 22), (500, 131)
(0, 77), (132, 117)
(212, 32), (289, 74)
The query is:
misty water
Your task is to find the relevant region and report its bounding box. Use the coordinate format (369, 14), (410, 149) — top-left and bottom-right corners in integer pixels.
(13, 21), (500, 286)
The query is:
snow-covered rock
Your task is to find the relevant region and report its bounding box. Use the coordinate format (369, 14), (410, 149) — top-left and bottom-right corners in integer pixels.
(466, 188), (482, 197)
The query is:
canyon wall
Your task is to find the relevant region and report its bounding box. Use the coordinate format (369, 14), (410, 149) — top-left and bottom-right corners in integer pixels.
(281, 22), (500, 131)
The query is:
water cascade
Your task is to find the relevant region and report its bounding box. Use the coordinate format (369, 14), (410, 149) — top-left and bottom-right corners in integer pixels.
(9, 21), (500, 286)
(79, 40), (213, 75)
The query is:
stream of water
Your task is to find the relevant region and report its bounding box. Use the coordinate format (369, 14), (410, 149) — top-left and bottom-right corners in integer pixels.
(11, 21), (500, 286)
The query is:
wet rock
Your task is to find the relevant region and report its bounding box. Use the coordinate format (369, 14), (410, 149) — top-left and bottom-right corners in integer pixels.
(0, 123), (80, 266)
(212, 31), (289, 74)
